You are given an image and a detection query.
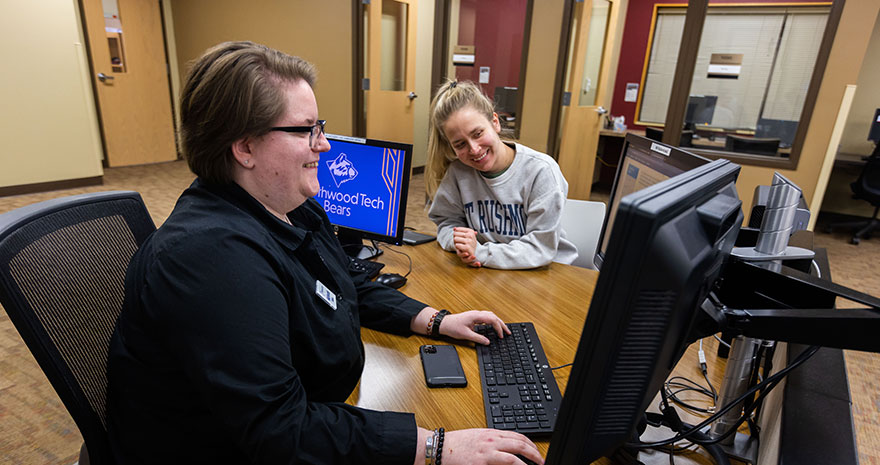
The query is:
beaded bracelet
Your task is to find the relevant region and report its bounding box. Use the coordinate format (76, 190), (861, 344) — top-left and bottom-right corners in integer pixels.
(427, 311), (440, 336)
(435, 427), (445, 465)
(432, 310), (451, 338)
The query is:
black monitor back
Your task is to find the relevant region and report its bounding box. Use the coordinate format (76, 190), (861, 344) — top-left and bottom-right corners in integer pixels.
(756, 118), (798, 148)
(685, 95), (717, 126)
(493, 86), (518, 115)
(546, 159), (742, 464)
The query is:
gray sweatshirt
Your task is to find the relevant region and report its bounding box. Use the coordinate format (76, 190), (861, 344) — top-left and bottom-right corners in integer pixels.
(428, 142), (578, 269)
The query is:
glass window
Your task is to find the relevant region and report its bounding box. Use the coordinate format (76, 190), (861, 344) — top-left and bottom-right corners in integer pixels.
(637, 5), (831, 159)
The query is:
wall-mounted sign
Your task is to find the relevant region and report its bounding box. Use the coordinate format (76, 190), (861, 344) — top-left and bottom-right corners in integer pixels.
(452, 45), (475, 66)
(708, 53), (743, 79)
(479, 66), (490, 84)
(624, 83), (639, 102)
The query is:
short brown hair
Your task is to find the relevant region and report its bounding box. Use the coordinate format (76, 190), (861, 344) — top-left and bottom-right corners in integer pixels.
(179, 41), (317, 185)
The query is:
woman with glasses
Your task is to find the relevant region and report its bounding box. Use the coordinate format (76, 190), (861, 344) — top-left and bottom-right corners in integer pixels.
(105, 42), (542, 465)
(425, 81), (577, 270)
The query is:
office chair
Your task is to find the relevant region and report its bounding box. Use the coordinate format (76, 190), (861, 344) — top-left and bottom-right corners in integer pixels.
(826, 154), (880, 244)
(560, 199), (606, 270)
(725, 134), (780, 156)
(0, 191), (156, 465)
(644, 126), (694, 147)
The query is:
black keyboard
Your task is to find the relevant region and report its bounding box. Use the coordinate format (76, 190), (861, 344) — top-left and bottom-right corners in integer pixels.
(477, 322), (562, 435)
(348, 256), (385, 279)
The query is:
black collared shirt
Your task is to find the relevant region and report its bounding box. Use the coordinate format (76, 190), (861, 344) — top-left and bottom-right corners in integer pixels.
(107, 179), (425, 464)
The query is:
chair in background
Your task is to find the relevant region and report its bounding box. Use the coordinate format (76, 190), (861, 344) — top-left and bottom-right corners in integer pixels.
(560, 199), (606, 270)
(827, 154), (880, 244)
(644, 126), (694, 147)
(724, 134), (781, 156)
(0, 191), (156, 465)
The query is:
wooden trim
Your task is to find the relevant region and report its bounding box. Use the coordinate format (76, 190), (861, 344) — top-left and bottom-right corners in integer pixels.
(633, 3), (669, 127)
(0, 177), (104, 198)
(662, 0), (708, 147)
(430, 0), (450, 98)
(686, 148), (795, 169)
(515, 0), (535, 141)
(548, 0), (576, 156)
(353, 0), (365, 137)
(784, 0), (845, 170)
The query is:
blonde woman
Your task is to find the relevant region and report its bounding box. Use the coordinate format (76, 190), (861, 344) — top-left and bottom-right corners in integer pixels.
(426, 81), (577, 269)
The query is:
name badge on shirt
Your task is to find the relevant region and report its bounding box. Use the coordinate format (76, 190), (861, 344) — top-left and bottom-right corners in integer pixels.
(315, 280), (337, 311)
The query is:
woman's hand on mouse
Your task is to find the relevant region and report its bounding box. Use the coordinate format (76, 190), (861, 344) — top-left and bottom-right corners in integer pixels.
(439, 310), (510, 345)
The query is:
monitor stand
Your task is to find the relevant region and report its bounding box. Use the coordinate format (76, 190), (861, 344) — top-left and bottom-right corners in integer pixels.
(337, 228), (383, 260)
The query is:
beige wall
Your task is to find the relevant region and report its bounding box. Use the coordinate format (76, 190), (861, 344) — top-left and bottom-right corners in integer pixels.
(839, 9), (880, 157)
(0, 0), (103, 188)
(735, 0), (880, 222)
(169, 0), (355, 137)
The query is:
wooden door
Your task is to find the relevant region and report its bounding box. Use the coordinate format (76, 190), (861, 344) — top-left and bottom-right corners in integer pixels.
(365, 0), (418, 144)
(80, 0), (177, 166)
(556, 0), (619, 200)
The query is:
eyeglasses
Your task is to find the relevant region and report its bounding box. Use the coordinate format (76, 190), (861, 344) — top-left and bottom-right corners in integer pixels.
(270, 120), (326, 149)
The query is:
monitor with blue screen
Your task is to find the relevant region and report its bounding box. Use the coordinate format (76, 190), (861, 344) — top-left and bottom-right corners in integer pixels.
(316, 134), (413, 259)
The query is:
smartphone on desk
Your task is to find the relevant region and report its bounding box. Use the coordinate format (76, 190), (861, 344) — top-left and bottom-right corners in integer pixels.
(420, 344), (467, 388)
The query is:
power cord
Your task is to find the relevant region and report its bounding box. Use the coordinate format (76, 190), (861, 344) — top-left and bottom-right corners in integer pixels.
(549, 362), (573, 371)
(663, 339), (718, 415)
(377, 240), (413, 278)
(627, 344), (820, 449)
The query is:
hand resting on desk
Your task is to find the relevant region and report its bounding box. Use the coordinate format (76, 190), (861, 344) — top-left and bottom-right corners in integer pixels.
(416, 427), (544, 465)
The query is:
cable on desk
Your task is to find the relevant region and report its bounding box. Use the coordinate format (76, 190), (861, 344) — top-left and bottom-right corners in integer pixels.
(378, 241), (413, 278)
(713, 334), (731, 349)
(549, 362), (573, 371)
(627, 344), (820, 449)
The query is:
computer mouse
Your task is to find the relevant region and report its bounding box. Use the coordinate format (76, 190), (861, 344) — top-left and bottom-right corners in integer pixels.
(375, 273), (407, 288)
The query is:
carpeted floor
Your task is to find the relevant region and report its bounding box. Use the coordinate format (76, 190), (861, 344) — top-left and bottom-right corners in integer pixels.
(0, 159), (878, 464)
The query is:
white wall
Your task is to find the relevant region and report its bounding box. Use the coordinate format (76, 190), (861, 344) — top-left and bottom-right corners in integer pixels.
(0, 0), (104, 188)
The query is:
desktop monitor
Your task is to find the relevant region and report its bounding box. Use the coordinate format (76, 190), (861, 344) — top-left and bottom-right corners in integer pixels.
(546, 158), (743, 464)
(493, 86), (518, 116)
(316, 134), (413, 259)
(755, 118), (798, 148)
(594, 133), (710, 269)
(685, 95), (718, 128)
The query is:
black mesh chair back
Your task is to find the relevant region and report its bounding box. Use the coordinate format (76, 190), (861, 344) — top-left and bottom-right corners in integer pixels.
(0, 191), (156, 465)
(853, 154), (880, 204)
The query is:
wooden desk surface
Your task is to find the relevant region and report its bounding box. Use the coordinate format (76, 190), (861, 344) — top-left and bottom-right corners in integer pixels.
(347, 241), (730, 464)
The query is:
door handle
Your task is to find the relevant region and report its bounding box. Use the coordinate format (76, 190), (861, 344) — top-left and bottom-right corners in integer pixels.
(408, 92), (418, 101)
(595, 106), (608, 115)
(97, 73), (114, 83)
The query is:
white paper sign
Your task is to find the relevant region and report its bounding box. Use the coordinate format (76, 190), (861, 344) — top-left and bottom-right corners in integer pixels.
(479, 67), (490, 84)
(624, 83), (639, 102)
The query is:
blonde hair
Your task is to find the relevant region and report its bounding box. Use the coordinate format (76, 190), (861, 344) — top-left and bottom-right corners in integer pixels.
(425, 80), (500, 199)
(180, 41), (317, 185)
